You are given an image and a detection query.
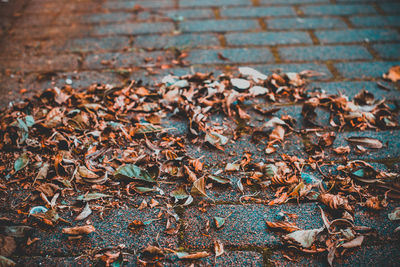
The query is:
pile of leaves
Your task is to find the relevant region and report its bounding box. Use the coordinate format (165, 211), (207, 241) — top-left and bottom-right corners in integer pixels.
(0, 66), (399, 266)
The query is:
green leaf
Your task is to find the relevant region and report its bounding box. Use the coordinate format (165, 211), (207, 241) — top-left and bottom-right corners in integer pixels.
(77, 193), (111, 201)
(14, 153), (29, 172)
(114, 164), (156, 183)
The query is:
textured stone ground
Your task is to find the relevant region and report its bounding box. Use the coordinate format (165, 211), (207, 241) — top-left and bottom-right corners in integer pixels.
(0, 0), (400, 266)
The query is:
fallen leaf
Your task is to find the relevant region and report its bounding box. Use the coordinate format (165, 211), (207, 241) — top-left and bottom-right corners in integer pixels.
(62, 225), (95, 235)
(191, 176), (207, 197)
(75, 203), (92, 221)
(346, 137), (383, 149)
(388, 207), (400, 221)
(214, 240), (224, 257)
(341, 235), (364, 249)
(176, 251), (210, 259)
(114, 164), (156, 183)
(284, 228), (324, 248)
(265, 221), (300, 232)
(383, 65), (400, 82)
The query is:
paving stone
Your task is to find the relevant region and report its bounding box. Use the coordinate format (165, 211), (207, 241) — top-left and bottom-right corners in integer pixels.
(226, 32), (312, 46)
(308, 81), (400, 100)
(179, 0), (250, 7)
(103, 0), (175, 10)
(65, 36), (130, 52)
(183, 203), (323, 249)
(165, 9), (215, 20)
(300, 4), (377, 16)
(3, 54), (81, 72)
(220, 6), (295, 18)
(315, 29), (400, 44)
(84, 12), (134, 24)
(350, 15), (400, 27)
(334, 61), (400, 79)
(322, 130), (400, 160)
(94, 22), (174, 35)
(259, 0), (329, 3)
(84, 51), (166, 70)
(19, 207), (178, 256)
(15, 256), (92, 267)
(166, 251), (264, 266)
(134, 33), (220, 49)
(249, 63), (333, 80)
(279, 45), (373, 61)
(372, 43), (400, 60)
(379, 3), (400, 14)
(267, 17), (347, 30)
(269, 243), (400, 267)
(180, 19), (259, 33)
(187, 48), (274, 64)
(25, 71), (125, 90)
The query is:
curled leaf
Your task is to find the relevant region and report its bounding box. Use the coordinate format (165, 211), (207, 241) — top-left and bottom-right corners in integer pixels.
(62, 225), (95, 235)
(75, 203), (92, 221)
(284, 228), (324, 248)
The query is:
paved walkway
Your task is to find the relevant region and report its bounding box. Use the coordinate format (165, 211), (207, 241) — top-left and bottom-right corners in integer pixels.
(0, 0), (400, 266)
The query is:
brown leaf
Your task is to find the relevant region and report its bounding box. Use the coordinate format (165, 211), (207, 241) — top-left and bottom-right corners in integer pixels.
(265, 221), (300, 232)
(341, 235), (364, 249)
(318, 193), (353, 213)
(333, 146), (350, 155)
(62, 225), (95, 235)
(191, 176), (207, 197)
(176, 251), (210, 259)
(346, 137), (383, 149)
(383, 65), (400, 82)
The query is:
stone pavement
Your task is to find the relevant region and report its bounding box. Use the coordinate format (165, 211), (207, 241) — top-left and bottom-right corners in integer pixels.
(0, 0), (400, 266)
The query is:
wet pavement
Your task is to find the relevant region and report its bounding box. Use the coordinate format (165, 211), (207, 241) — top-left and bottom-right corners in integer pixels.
(1, 0), (400, 266)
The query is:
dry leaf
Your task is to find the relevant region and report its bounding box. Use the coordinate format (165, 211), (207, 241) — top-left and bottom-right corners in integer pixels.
(191, 176), (207, 197)
(270, 125), (285, 142)
(383, 65), (400, 82)
(284, 228), (324, 248)
(176, 251), (210, 259)
(346, 137), (383, 149)
(75, 203), (92, 221)
(318, 193), (353, 213)
(333, 146), (350, 154)
(265, 221), (300, 232)
(341, 235), (364, 249)
(62, 225), (95, 235)
(388, 207), (400, 221)
(214, 240), (224, 257)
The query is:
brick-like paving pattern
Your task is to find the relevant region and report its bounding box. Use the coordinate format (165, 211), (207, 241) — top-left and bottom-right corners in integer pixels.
(0, 0), (400, 266)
